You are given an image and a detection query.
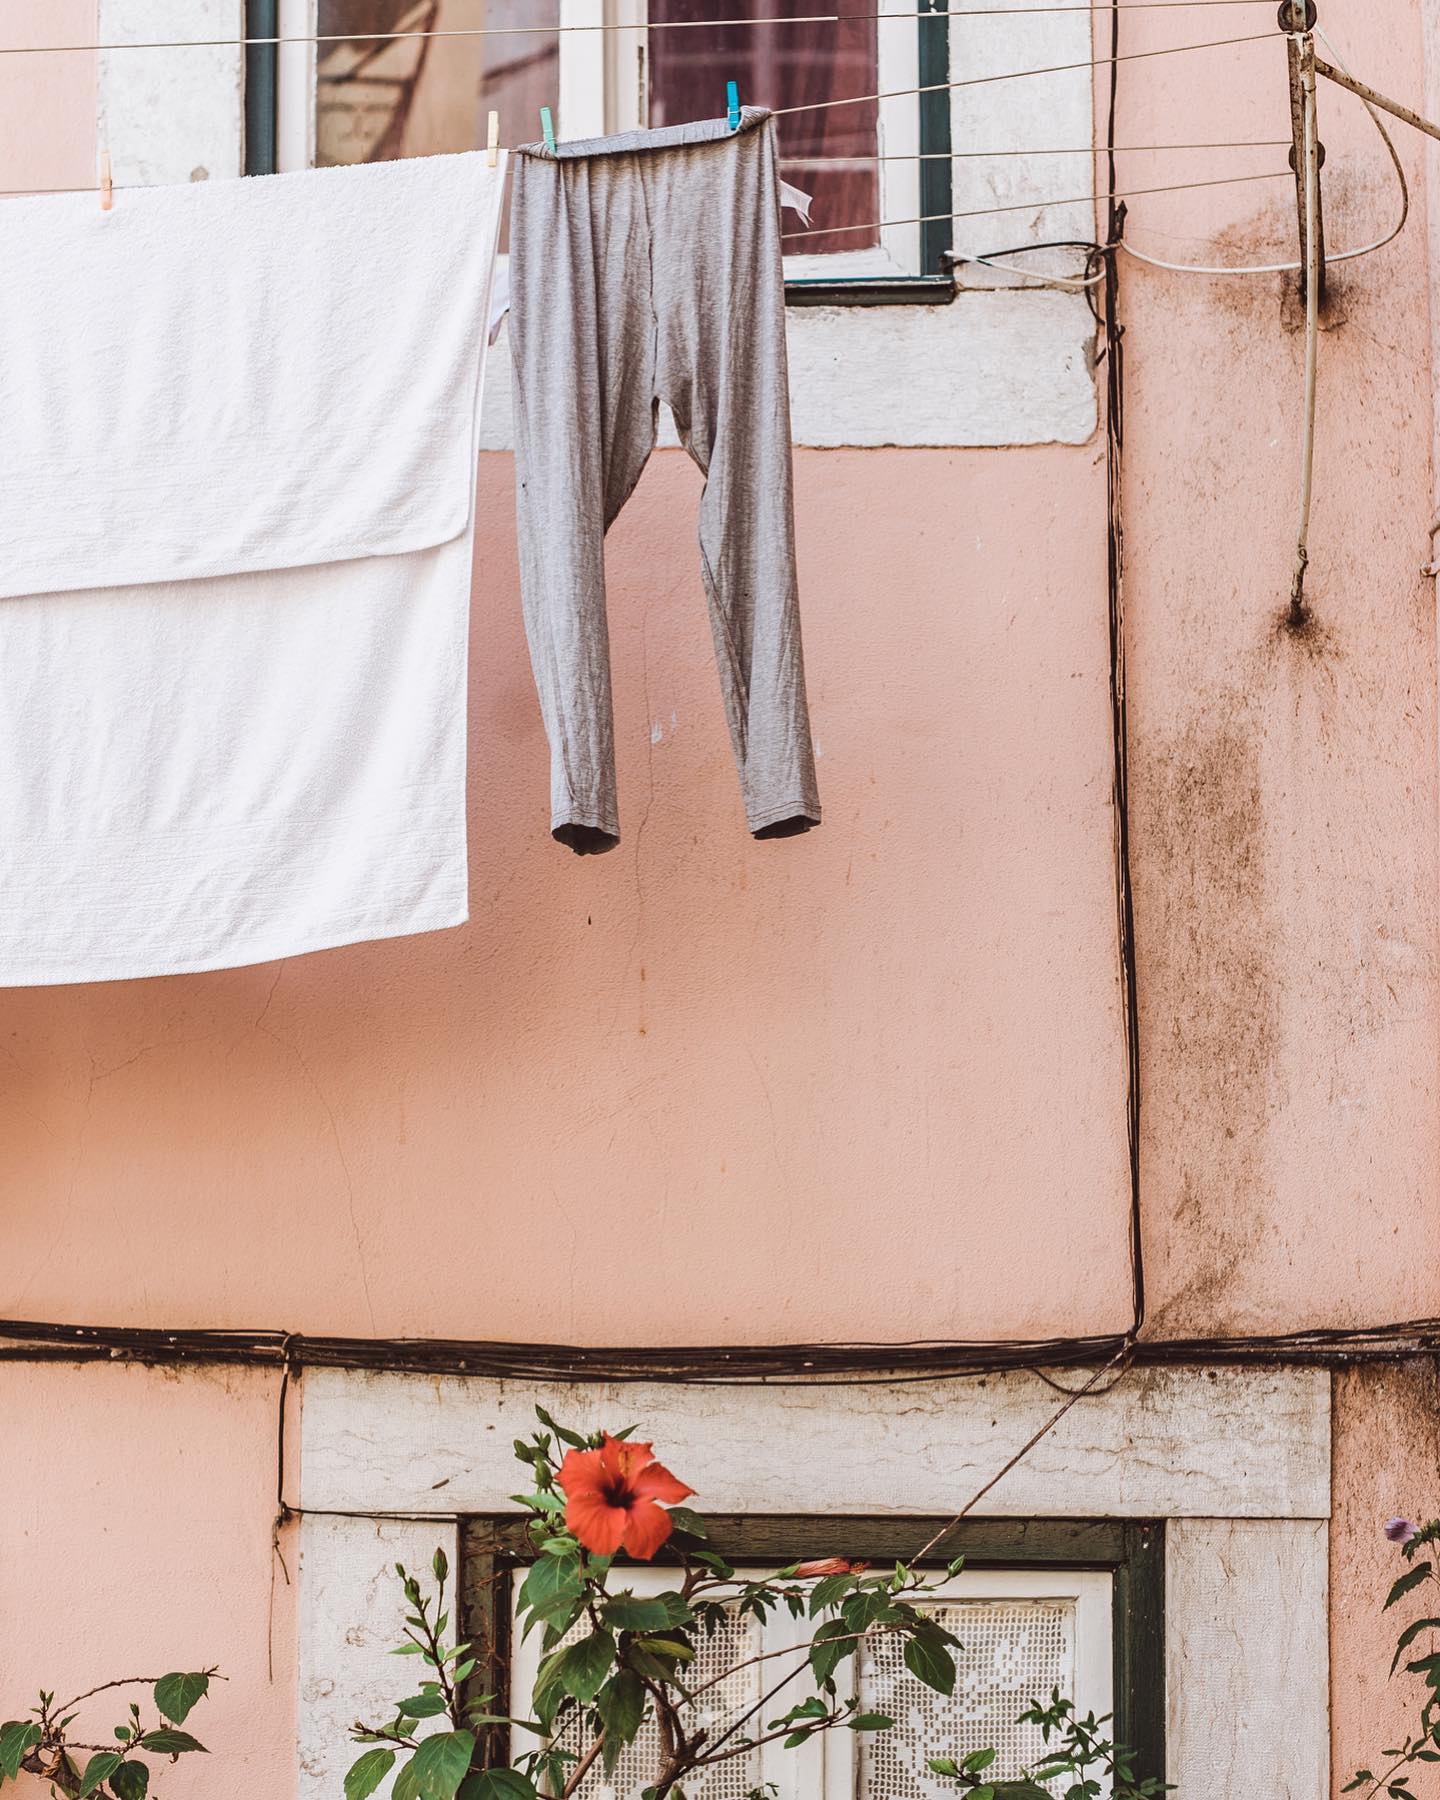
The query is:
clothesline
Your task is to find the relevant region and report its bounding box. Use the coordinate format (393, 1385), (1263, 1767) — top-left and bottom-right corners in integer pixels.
(781, 140), (1290, 159)
(1, 163), (1291, 215)
(780, 166), (1289, 237)
(770, 29), (1272, 114)
(0, 29), (1287, 198)
(0, 143), (1295, 196)
(0, 0), (1280, 57)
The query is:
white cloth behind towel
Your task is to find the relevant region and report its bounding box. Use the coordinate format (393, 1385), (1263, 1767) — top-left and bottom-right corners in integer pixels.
(0, 153), (505, 984)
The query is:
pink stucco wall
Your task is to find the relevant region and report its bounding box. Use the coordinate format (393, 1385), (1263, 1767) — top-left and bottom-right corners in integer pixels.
(2, 445), (1132, 1346)
(0, 3), (94, 196)
(1117, 0), (1440, 1338)
(5, 0), (1440, 1793)
(0, 1361), (294, 1800)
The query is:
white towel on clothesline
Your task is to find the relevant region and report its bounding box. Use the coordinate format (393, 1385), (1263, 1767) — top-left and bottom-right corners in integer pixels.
(0, 152), (506, 985)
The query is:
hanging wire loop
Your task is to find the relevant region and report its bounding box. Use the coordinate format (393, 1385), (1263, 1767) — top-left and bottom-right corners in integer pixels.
(1288, 30), (1321, 627)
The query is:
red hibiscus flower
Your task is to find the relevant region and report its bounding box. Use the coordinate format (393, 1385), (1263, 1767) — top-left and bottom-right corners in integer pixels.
(793, 1558), (870, 1578)
(556, 1435), (696, 1561)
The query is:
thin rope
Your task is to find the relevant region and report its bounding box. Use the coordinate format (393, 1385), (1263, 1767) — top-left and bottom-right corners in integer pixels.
(0, 143), (1295, 198)
(1118, 22), (1409, 273)
(782, 167), (1289, 239)
(0, 3), (1286, 58)
(1287, 33), (1320, 626)
(772, 29), (1276, 115)
(907, 1347), (1133, 1564)
(779, 140), (1291, 158)
(4, 168), (1290, 210)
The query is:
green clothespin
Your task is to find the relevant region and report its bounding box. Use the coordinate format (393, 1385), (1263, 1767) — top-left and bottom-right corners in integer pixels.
(541, 106), (556, 153)
(727, 80), (740, 131)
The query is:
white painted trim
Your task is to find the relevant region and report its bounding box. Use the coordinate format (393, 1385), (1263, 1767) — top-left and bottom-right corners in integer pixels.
(98, 0), (244, 185)
(1166, 1519), (1328, 1800)
(298, 1515), (463, 1795)
(275, 0), (317, 174)
(297, 1364), (1330, 1519)
(295, 1365), (1330, 1800)
(948, 0), (1095, 282)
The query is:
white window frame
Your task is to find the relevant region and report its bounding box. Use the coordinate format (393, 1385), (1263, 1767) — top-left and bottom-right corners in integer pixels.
(273, 0), (924, 276)
(509, 1563), (1113, 1798)
(295, 1364), (1330, 1800)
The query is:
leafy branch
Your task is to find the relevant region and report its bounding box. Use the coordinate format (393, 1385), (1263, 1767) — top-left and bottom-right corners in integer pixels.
(1345, 1519), (1440, 1800)
(0, 1671), (218, 1800)
(347, 1408), (1158, 1800)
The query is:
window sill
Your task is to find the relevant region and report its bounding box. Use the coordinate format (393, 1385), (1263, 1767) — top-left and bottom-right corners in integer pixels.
(784, 275), (958, 308)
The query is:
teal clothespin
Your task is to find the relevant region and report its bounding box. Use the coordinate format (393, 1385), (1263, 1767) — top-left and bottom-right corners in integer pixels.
(540, 106), (556, 153)
(726, 80), (740, 131)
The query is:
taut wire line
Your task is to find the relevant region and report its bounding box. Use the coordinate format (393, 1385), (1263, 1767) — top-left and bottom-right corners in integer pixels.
(771, 29), (1276, 114)
(781, 167), (1290, 240)
(0, 2), (1285, 58)
(0, 146), (1292, 199)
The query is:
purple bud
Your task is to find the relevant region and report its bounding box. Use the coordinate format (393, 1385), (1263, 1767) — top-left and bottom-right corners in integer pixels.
(1385, 1518), (1418, 1544)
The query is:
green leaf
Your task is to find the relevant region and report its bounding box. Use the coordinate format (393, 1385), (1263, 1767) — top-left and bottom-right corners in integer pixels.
(632, 1637), (693, 1663)
(140, 1729), (208, 1756)
(109, 1762), (149, 1800)
(964, 1749), (999, 1773)
(152, 1673), (209, 1727)
(557, 1631), (616, 1703)
(808, 1575), (858, 1617)
(603, 1595), (674, 1633)
(842, 1590), (899, 1634)
(345, 1748), (398, 1800)
(400, 1694), (451, 1720)
(847, 1714), (895, 1731)
(458, 1773), (539, 1800)
(597, 1671), (647, 1755)
(809, 1618), (856, 1685)
(666, 1507), (708, 1540)
(518, 1556), (583, 1634)
(1388, 1564), (1434, 1610)
(0, 1723), (39, 1780)
(393, 1731), (476, 1800)
(77, 1752), (123, 1797)
(534, 1406), (589, 1450)
(903, 1631), (956, 1696)
(1393, 1619), (1440, 1674)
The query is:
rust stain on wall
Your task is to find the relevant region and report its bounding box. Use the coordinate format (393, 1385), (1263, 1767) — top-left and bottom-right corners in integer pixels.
(1134, 689), (1281, 1330)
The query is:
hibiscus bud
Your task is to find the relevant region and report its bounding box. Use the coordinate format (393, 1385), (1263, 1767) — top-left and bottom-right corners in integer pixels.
(793, 1557), (870, 1578)
(1385, 1518), (1418, 1544)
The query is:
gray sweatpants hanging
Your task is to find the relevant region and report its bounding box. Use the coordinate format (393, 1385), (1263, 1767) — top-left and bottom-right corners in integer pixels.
(508, 107), (821, 854)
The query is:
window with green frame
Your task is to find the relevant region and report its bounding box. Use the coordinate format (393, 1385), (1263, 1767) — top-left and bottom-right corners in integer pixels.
(456, 1516), (1165, 1794)
(243, 0), (955, 300)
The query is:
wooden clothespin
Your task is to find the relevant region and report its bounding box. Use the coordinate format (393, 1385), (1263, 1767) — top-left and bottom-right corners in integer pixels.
(727, 80), (740, 131)
(99, 148), (113, 212)
(486, 110), (500, 168)
(540, 106), (556, 154)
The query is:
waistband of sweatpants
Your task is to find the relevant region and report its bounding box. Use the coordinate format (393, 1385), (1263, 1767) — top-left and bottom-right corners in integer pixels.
(514, 105), (773, 161)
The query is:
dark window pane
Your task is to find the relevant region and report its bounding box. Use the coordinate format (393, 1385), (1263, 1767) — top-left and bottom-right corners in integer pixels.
(315, 0), (558, 171)
(647, 0), (879, 255)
